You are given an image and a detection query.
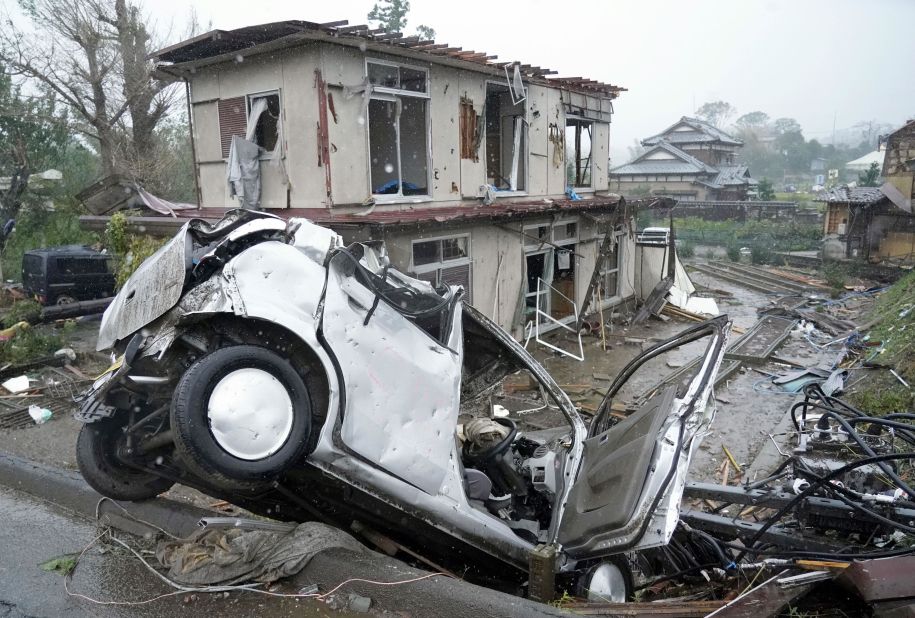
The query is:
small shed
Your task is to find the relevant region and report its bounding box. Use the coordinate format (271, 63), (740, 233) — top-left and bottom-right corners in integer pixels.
(816, 186), (915, 263)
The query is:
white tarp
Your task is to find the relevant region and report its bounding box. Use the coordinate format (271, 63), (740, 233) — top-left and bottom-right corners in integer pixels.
(634, 241), (719, 316)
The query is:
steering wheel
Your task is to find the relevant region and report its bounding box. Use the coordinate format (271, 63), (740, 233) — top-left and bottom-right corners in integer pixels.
(463, 418), (518, 465)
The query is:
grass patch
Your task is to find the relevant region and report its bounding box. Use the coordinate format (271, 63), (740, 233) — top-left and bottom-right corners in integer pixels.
(678, 240), (695, 258)
(0, 301), (73, 364)
(0, 324), (69, 365)
(1, 300), (41, 328)
(856, 269), (915, 396)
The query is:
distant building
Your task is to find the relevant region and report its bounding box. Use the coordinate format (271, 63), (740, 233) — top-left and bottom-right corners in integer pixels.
(817, 185), (914, 263)
(609, 117), (756, 201)
(810, 157), (827, 173)
(881, 119), (915, 214)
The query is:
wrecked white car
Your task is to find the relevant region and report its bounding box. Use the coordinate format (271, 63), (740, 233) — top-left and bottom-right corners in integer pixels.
(76, 209), (730, 600)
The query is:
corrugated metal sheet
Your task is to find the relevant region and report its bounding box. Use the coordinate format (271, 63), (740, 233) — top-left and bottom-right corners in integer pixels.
(151, 20), (625, 99)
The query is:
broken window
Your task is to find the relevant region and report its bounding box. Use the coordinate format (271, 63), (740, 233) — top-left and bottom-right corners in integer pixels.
(368, 62), (428, 94)
(367, 61), (430, 197)
(565, 119), (592, 188)
(485, 83), (526, 192)
(246, 92), (280, 152)
(412, 235), (472, 302)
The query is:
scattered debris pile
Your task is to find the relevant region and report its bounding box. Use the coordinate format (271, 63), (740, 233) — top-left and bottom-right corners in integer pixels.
(0, 361), (89, 431)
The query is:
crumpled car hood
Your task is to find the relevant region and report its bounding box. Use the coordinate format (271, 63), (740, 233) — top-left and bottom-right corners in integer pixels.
(97, 226), (190, 351)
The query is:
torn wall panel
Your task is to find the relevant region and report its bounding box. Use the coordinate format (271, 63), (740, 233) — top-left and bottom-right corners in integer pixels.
(546, 87), (567, 196)
(526, 84), (551, 196)
(591, 122), (610, 190)
(282, 47), (326, 207)
(323, 46), (371, 206)
(429, 63), (461, 200)
(458, 71), (487, 197)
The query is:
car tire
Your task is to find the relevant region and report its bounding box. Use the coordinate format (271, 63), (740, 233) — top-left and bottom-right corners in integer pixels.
(76, 419), (175, 501)
(55, 294), (76, 305)
(170, 345), (312, 487)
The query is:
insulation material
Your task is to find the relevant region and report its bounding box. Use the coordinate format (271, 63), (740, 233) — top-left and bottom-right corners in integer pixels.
(685, 296), (720, 316)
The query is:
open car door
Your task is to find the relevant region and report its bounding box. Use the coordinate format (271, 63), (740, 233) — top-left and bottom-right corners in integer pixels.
(558, 316), (730, 560)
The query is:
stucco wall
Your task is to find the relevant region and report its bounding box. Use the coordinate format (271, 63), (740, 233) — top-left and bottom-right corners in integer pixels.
(188, 42), (612, 210)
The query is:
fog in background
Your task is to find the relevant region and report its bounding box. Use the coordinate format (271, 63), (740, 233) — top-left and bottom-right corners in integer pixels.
(98, 0), (915, 165)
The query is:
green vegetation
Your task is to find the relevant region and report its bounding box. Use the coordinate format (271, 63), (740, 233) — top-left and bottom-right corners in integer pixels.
(865, 270), (915, 382)
(105, 212), (166, 288)
(678, 240), (695, 258)
(726, 244), (742, 262)
(822, 261), (852, 290)
(750, 245), (772, 265)
(847, 270), (915, 413)
(644, 216), (822, 260)
(1, 300), (41, 327)
(757, 178), (776, 201)
(38, 553), (79, 576)
(858, 161), (881, 187)
(1, 202), (99, 283)
(850, 382), (912, 417)
(0, 321), (73, 365)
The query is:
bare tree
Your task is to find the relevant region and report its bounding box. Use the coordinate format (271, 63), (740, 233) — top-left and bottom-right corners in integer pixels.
(0, 0), (182, 179)
(695, 100), (736, 128)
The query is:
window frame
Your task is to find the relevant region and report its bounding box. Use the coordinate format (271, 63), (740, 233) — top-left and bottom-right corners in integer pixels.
(483, 79), (529, 197)
(410, 233), (472, 273)
(365, 59), (432, 203)
(244, 89), (282, 160)
(565, 116), (594, 190)
(366, 58), (431, 98)
(596, 229), (627, 302)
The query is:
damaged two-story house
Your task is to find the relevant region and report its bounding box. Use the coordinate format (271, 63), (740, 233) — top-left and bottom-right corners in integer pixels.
(146, 19), (644, 339)
(609, 117), (756, 201)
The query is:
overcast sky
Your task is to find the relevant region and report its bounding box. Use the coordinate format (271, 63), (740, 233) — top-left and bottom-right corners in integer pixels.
(22, 0), (915, 164)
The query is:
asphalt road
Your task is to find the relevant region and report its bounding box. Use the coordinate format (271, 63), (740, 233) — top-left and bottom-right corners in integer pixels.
(0, 485), (346, 617)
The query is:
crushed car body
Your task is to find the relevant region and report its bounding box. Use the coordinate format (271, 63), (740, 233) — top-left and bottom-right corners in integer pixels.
(76, 208), (731, 598)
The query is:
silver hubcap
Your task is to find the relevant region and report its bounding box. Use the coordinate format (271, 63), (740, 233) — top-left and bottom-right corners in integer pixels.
(207, 368), (294, 460)
(587, 562), (628, 603)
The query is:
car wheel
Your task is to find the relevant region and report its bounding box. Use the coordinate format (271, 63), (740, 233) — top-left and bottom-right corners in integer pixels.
(170, 345), (312, 486)
(56, 295), (77, 305)
(577, 558), (633, 603)
(76, 419), (175, 501)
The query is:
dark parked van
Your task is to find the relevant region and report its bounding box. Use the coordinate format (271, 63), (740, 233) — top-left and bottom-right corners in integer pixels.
(22, 246), (115, 305)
